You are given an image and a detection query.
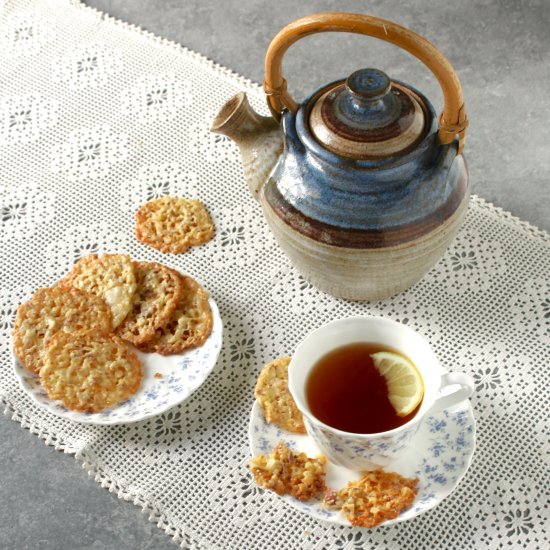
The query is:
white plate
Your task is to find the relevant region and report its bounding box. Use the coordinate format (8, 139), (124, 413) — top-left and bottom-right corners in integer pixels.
(14, 299), (222, 425)
(249, 399), (476, 527)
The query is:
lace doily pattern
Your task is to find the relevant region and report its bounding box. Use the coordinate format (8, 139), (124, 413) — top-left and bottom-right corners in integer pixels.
(0, 93), (59, 145)
(0, 1), (549, 549)
(51, 42), (123, 89)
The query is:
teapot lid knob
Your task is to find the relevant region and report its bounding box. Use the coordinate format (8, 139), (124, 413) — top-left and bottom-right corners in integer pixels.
(309, 67), (427, 160)
(346, 68), (390, 100)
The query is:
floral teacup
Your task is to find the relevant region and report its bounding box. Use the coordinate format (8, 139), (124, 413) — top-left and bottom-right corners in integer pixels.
(288, 316), (474, 470)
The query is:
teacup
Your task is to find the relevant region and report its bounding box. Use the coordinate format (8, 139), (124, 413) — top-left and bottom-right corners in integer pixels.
(288, 316), (474, 470)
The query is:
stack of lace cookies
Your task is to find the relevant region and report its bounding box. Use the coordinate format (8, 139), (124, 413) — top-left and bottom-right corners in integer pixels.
(250, 357), (419, 528)
(13, 253), (213, 413)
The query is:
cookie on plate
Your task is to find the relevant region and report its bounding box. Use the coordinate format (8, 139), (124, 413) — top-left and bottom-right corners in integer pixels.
(117, 261), (183, 346)
(41, 329), (142, 413)
(255, 357), (306, 434)
(323, 469), (418, 527)
(60, 253), (137, 328)
(249, 442), (327, 501)
(139, 274), (213, 355)
(135, 196), (214, 254)
(13, 286), (112, 374)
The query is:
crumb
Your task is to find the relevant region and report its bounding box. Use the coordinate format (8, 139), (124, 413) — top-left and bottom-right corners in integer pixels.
(154, 372), (163, 379)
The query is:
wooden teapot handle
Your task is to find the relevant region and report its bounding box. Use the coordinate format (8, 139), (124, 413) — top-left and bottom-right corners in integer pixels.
(264, 12), (468, 153)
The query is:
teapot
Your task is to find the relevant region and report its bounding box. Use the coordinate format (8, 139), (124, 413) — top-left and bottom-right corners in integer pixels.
(211, 13), (469, 300)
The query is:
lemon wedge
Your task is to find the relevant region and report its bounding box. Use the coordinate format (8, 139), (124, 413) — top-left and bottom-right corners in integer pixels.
(370, 351), (424, 417)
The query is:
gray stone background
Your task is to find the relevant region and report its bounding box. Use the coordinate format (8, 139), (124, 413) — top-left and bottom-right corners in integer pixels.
(1, 1), (548, 549)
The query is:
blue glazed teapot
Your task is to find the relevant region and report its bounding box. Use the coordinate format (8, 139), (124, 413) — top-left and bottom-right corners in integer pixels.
(211, 13), (469, 300)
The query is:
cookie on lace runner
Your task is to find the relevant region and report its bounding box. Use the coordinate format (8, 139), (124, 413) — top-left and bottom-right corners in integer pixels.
(13, 286), (112, 374)
(117, 261), (183, 346)
(323, 469), (418, 527)
(41, 329), (142, 413)
(135, 196), (214, 254)
(60, 253), (137, 328)
(139, 274), (213, 355)
(255, 357), (306, 434)
(249, 442), (327, 501)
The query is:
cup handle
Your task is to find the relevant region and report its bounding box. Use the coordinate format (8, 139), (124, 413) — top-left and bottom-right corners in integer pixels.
(429, 372), (474, 413)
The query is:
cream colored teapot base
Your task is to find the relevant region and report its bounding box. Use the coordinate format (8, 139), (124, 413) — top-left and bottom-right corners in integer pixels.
(262, 194), (469, 301)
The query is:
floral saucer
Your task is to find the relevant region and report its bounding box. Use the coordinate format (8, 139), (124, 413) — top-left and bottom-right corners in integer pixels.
(13, 299), (222, 425)
(249, 399), (476, 527)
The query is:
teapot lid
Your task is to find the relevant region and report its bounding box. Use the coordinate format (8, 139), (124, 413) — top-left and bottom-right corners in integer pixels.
(309, 68), (427, 160)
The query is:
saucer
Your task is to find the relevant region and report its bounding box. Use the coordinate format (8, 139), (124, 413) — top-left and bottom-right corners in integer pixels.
(249, 400), (476, 526)
(13, 299), (223, 425)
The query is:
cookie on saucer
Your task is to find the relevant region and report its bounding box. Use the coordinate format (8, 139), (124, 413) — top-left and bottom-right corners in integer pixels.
(117, 261), (183, 346)
(13, 286), (112, 374)
(60, 253), (137, 328)
(41, 329), (142, 413)
(249, 442), (327, 501)
(255, 357), (306, 434)
(139, 274), (213, 354)
(323, 469), (418, 527)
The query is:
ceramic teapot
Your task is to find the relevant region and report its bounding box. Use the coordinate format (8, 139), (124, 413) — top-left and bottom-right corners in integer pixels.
(211, 13), (469, 300)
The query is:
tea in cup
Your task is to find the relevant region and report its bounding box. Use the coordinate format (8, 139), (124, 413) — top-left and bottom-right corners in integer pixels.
(288, 316), (474, 470)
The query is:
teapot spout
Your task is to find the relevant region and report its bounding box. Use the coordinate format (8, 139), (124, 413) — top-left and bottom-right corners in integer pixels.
(211, 92), (283, 200)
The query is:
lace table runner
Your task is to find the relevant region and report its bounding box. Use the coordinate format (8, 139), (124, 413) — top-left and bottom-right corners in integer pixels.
(1, 1), (548, 548)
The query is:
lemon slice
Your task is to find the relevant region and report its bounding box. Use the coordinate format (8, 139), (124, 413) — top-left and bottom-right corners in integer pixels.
(370, 351), (424, 416)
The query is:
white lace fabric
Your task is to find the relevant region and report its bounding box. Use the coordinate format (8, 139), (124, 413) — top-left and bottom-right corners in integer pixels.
(1, 1), (549, 548)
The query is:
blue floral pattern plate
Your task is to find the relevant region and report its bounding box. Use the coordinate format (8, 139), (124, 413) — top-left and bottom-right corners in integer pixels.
(13, 299), (222, 425)
(249, 398), (475, 526)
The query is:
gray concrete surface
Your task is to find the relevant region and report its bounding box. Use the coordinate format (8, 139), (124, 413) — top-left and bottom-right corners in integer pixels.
(1, 1), (548, 549)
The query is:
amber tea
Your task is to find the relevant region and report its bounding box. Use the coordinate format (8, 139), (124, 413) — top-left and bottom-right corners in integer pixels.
(305, 342), (421, 434)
